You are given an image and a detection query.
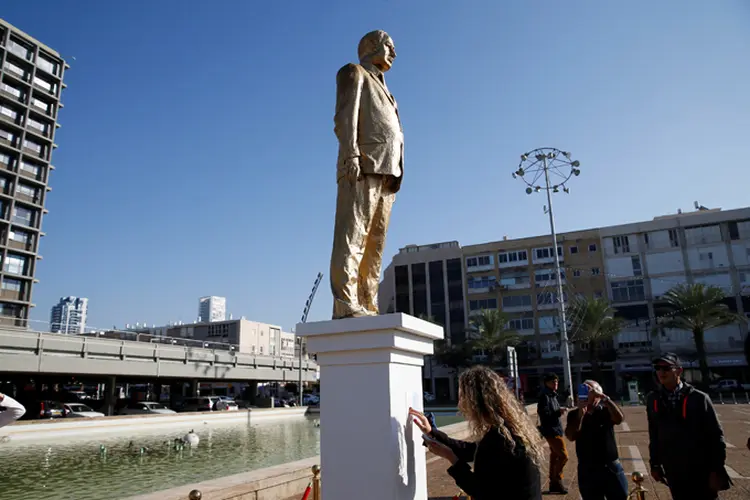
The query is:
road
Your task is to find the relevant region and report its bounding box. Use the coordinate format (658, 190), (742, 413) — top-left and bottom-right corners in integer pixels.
(425, 404), (750, 499)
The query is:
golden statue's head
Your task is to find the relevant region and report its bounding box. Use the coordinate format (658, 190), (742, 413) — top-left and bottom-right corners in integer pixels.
(358, 30), (396, 72)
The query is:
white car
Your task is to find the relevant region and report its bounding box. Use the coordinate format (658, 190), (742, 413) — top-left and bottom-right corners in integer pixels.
(216, 397), (239, 411)
(64, 403), (105, 418)
(119, 402), (176, 415)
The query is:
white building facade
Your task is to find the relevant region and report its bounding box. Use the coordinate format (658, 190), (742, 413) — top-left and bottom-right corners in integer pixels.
(50, 296), (88, 334)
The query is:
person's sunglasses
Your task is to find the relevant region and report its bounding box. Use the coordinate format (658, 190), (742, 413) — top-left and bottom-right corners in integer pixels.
(653, 365), (675, 373)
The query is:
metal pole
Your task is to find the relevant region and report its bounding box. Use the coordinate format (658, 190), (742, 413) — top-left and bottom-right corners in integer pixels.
(298, 337), (303, 406)
(543, 156), (574, 406)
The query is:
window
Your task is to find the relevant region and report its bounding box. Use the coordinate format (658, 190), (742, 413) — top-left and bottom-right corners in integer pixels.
(31, 98), (50, 113)
(468, 275), (496, 290)
(610, 280), (645, 303)
(699, 252), (714, 261)
(0, 153), (10, 166)
(16, 183), (38, 199)
(573, 269), (581, 277)
(535, 269), (564, 284)
(259, 346), (263, 354)
(8, 40), (31, 59)
(685, 225), (722, 245)
(631, 256), (642, 277)
(9, 229), (30, 244)
(502, 295), (532, 308)
(11, 206), (33, 227)
(4, 254), (27, 275)
(469, 298), (497, 311)
(26, 117), (46, 134)
(33, 76), (54, 93)
(539, 316), (560, 330)
(591, 267), (601, 276)
(613, 236), (630, 254)
(0, 105), (18, 120)
(466, 255), (492, 268)
(20, 161), (40, 176)
(0, 83), (22, 99)
(643, 233), (649, 248)
(2, 278), (22, 292)
(0, 129), (15, 143)
(23, 139), (42, 154)
(589, 243), (597, 252)
(669, 229), (680, 247)
(499, 271), (530, 287)
(534, 246), (563, 260)
(570, 246), (578, 254)
(497, 250), (528, 265)
(508, 318), (534, 330)
(3, 61), (25, 77)
(537, 292), (565, 305)
(37, 55), (58, 75)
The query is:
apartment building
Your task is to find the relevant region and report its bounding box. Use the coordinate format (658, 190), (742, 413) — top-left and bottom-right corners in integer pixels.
(198, 296), (226, 323)
(601, 206), (750, 390)
(49, 296), (88, 334)
(165, 318), (296, 357)
(379, 205), (750, 399)
(0, 19), (68, 326)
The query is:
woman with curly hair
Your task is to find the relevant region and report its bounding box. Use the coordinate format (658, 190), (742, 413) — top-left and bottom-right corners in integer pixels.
(410, 366), (543, 499)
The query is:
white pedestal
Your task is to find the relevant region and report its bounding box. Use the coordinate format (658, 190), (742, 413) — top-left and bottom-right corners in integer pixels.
(296, 313), (444, 500)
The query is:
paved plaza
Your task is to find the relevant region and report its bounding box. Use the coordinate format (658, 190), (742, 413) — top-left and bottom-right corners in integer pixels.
(423, 405), (750, 499)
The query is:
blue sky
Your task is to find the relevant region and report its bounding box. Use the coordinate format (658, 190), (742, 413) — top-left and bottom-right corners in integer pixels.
(4, 1), (750, 332)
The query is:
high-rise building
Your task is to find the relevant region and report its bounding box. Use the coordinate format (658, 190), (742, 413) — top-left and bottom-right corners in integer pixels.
(50, 296), (88, 334)
(198, 296), (226, 323)
(0, 19), (68, 327)
(380, 205), (750, 400)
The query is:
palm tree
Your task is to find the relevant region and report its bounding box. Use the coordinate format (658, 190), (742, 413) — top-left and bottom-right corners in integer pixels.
(656, 283), (742, 385)
(468, 309), (521, 367)
(567, 296), (624, 382)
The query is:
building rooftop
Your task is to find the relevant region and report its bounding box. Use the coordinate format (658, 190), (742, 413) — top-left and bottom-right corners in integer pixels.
(0, 18), (64, 59)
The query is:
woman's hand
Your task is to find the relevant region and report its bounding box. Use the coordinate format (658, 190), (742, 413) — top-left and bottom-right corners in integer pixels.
(426, 440), (459, 465)
(409, 407), (432, 435)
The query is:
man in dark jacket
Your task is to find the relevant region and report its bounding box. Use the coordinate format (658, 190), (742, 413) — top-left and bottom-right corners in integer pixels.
(537, 373), (569, 494)
(646, 353), (730, 499)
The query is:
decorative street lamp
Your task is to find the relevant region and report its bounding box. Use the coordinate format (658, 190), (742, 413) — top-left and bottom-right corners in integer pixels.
(513, 147), (581, 405)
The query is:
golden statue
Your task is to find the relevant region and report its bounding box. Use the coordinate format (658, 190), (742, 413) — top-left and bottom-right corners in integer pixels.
(330, 30), (403, 319)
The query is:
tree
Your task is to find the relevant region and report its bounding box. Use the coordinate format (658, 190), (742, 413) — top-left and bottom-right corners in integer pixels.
(567, 296), (624, 382)
(433, 338), (474, 399)
(468, 309), (521, 367)
(656, 283), (742, 385)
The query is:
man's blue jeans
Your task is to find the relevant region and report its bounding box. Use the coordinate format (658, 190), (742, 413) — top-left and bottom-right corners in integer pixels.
(578, 460), (628, 500)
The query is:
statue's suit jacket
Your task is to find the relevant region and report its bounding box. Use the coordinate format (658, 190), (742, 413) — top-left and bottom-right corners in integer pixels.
(334, 63), (404, 193)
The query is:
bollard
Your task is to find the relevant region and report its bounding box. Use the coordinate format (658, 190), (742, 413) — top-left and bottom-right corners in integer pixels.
(719, 393), (724, 404)
(188, 490), (202, 500)
(627, 471), (647, 500)
(746, 391), (749, 404)
(732, 392), (737, 405)
(311, 465), (321, 500)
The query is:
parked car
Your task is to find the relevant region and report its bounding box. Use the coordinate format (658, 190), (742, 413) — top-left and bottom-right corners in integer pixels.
(118, 402), (176, 415)
(303, 394), (320, 405)
(63, 403), (105, 418)
(216, 396), (239, 411)
(177, 396), (222, 412)
(709, 379), (750, 391)
(423, 392), (436, 403)
(66, 390), (90, 401)
(19, 400), (65, 420)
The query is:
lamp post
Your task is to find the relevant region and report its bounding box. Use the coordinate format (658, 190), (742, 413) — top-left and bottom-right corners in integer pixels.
(513, 148), (581, 405)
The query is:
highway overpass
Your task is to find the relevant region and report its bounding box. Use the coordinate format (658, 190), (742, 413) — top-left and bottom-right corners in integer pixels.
(0, 328), (318, 383)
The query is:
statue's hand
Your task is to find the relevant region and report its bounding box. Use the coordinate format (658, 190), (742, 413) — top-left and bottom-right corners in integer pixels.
(342, 157), (361, 185)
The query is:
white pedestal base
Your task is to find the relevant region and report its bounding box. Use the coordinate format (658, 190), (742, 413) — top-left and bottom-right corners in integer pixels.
(296, 313), (444, 500)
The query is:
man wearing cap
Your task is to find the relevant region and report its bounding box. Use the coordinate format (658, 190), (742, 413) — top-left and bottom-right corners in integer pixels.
(646, 352), (731, 499)
(537, 373), (569, 494)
